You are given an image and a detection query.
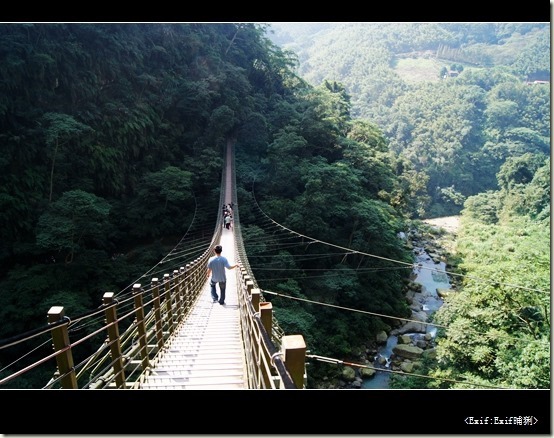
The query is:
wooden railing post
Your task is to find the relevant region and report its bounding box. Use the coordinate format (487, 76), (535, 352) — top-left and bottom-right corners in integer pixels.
(173, 269), (183, 323)
(132, 284), (150, 370)
(282, 335), (306, 389)
(190, 259), (197, 296)
(259, 301), (272, 334)
(150, 278), (164, 349)
(239, 268), (248, 282)
(163, 273), (175, 334)
(102, 292), (126, 389)
(195, 257), (203, 295)
(251, 287), (260, 312)
(47, 306), (78, 389)
(245, 278), (254, 296)
(179, 266), (186, 317)
(184, 263), (192, 308)
(257, 298), (273, 388)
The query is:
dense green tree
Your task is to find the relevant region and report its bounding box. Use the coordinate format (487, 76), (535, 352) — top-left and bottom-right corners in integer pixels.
(36, 190), (111, 263)
(127, 166), (194, 239)
(386, 81), (486, 211)
(511, 27), (551, 80)
(390, 159), (431, 218)
(522, 158), (550, 221)
(496, 152), (546, 192)
(42, 113), (94, 202)
(0, 24), (303, 380)
(462, 190), (501, 224)
(431, 217), (550, 388)
(484, 99), (519, 130)
(239, 84), (412, 362)
(427, 146), (550, 389)
(457, 66), (519, 91)
(264, 128), (308, 198)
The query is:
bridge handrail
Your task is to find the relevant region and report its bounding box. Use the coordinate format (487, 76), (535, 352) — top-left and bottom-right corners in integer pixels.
(228, 151), (287, 348)
(0, 245), (216, 388)
(226, 141), (304, 388)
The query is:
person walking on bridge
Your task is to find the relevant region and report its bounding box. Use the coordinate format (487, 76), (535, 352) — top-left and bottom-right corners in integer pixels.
(207, 245), (238, 305)
(224, 213), (232, 230)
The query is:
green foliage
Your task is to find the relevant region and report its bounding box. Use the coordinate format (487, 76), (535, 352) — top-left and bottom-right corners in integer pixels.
(390, 159), (431, 218)
(389, 354), (436, 389)
(236, 111), (269, 155)
(127, 166), (194, 239)
(510, 27), (551, 79)
(437, 185), (466, 207)
(496, 152), (546, 191)
(268, 23), (549, 216)
(238, 79), (412, 363)
(432, 216), (550, 388)
(309, 264), (360, 303)
(36, 190), (111, 263)
(273, 304), (317, 347)
(497, 337), (550, 388)
(148, 166), (193, 206)
(484, 99), (519, 130)
(523, 158), (550, 220)
(401, 141), (550, 389)
(450, 63), (464, 72)
(318, 80), (351, 135)
(462, 191), (501, 224)
(42, 113), (94, 202)
(42, 112), (93, 148)
(207, 105), (238, 144)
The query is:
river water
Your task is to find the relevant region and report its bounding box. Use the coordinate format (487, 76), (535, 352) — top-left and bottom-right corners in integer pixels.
(362, 243), (451, 389)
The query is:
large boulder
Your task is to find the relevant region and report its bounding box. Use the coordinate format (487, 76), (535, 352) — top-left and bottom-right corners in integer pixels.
(360, 367), (375, 378)
(398, 334), (412, 344)
(341, 366), (357, 382)
(437, 288), (454, 298)
(415, 339), (428, 349)
(393, 344), (424, 360)
(376, 331), (388, 344)
(395, 310), (428, 334)
(400, 361), (414, 373)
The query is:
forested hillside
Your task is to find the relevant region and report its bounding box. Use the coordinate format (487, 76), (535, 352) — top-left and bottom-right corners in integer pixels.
(0, 23), (414, 388)
(268, 23), (550, 217)
(267, 22), (550, 389)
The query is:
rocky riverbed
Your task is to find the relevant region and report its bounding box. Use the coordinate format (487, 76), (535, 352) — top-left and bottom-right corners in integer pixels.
(335, 216), (461, 389)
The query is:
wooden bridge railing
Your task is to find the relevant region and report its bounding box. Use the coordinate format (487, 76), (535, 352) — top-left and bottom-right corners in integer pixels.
(39, 252), (306, 389)
(1, 218), (307, 390)
(43, 247), (217, 389)
(235, 268), (306, 389)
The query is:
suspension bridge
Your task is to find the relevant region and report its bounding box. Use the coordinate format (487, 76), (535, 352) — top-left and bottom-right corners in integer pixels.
(0, 140), (306, 392)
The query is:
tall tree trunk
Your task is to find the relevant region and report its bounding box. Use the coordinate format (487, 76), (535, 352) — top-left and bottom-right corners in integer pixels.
(49, 138), (58, 203)
(224, 27), (240, 56)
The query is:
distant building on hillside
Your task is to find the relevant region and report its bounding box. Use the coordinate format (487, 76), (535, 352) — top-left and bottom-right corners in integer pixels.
(442, 70), (459, 79)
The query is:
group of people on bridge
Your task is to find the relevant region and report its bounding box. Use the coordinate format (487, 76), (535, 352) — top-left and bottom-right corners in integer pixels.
(223, 203), (233, 230)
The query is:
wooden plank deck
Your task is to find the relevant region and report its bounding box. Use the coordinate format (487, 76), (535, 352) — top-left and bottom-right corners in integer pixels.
(140, 226), (246, 390)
